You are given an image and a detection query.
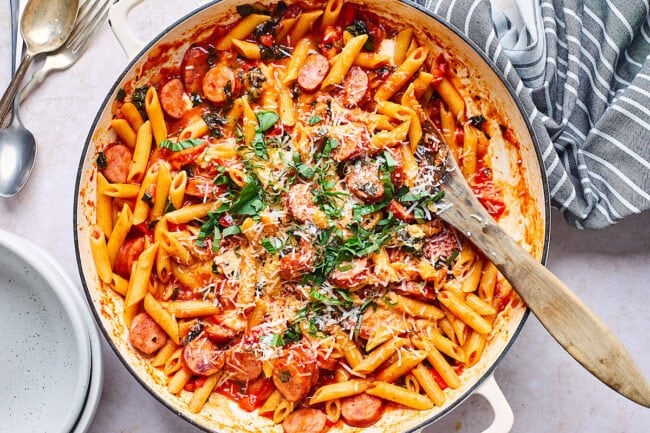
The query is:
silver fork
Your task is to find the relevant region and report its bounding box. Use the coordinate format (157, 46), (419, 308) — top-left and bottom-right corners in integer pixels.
(19, 0), (111, 102)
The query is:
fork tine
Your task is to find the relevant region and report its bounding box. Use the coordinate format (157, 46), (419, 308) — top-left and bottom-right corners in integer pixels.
(66, 0), (104, 47)
(71, 1), (110, 53)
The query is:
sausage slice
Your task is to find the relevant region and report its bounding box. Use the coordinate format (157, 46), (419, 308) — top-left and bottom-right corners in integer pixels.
(341, 66), (368, 106)
(129, 312), (168, 355)
(114, 236), (145, 278)
(298, 54), (330, 91)
(224, 350), (262, 382)
(102, 144), (132, 184)
(182, 336), (226, 376)
(182, 46), (210, 94)
(203, 64), (239, 105)
(279, 238), (315, 281)
(346, 162), (385, 203)
(287, 183), (317, 224)
(272, 347), (318, 402)
(341, 393), (383, 427)
(282, 408), (327, 433)
(160, 78), (191, 119)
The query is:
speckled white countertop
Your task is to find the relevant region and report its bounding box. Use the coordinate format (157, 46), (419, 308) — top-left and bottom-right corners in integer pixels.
(0, 1), (648, 432)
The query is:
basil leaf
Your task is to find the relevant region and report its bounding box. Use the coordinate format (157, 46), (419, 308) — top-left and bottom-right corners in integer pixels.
(159, 138), (203, 152)
(260, 333), (284, 347)
(230, 182), (265, 216)
(141, 191), (154, 206)
(469, 115), (486, 129)
(445, 248), (460, 266)
(96, 152), (107, 169)
(132, 86), (149, 111)
(308, 115), (322, 125)
(252, 132), (269, 159)
(116, 88), (126, 102)
(383, 150), (397, 171)
(256, 110), (280, 132)
(222, 225), (242, 237)
(321, 137), (339, 158)
(262, 238), (282, 253)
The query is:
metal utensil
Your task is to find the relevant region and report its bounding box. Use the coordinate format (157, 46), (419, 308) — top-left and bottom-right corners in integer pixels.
(417, 117), (650, 407)
(0, 0), (36, 197)
(0, 0), (79, 124)
(0, 0), (79, 197)
(20, 0), (111, 101)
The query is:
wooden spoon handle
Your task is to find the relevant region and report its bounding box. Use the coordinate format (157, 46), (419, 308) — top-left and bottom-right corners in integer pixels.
(439, 163), (650, 407)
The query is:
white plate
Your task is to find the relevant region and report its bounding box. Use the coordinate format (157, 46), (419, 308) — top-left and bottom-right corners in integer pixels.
(31, 239), (105, 433)
(0, 230), (92, 433)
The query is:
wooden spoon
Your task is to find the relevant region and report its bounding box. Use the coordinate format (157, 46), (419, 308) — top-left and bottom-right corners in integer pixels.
(416, 117), (650, 407)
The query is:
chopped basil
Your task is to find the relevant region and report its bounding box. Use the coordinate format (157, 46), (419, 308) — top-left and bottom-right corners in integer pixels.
(222, 225), (242, 237)
(159, 138), (203, 152)
(262, 237), (283, 253)
(95, 152), (107, 169)
(206, 47), (218, 67)
(229, 181), (265, 216)
(256, 111), (280, 132)
(116, 88), (126, 102)
(446, 248), (460, 266)
(354, 298), (378, 339)
(190, 93), (203, 106)
(279, 370), (291, 383)
(345, 20), (375, 51)
(141, 191), (154, 206)
(469, 115), (486, 129)
(321, 137), (338, 158)
(203, 112), (226, 138)
(260, 333), (285, 348)
(308, 115), (322, 125)
(131, 86), (149, 112)
(213, 166), (232, 186)
(164, 200), (176, 214)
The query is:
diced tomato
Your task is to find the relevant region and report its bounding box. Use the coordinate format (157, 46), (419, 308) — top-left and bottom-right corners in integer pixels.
(472, 164), (506, 219)
(259, 34), (274, 47)
(429, 368), (448, 390)
(219, 213), (234, 227)
(454, 125), (464, 148)
(215, 378), (274, 412)
(338, 3), (356, 27)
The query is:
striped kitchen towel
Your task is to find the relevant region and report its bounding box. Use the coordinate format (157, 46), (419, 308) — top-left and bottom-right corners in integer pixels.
(414, 0), (650, 229)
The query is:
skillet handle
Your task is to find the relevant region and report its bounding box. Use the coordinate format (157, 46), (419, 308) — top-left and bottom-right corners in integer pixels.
(474, 374), (514, 433)
(108, 0), (146, 60)
(412, 374), (513, 433)
(108, 0), (214, 61)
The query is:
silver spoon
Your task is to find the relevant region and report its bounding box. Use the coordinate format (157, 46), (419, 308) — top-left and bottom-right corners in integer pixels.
(0, 0), (78, 196)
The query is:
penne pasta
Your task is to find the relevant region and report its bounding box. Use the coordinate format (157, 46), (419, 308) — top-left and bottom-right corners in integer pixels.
(366, 382), (433, 410)
(310, 380), (371, 404)
(289, 10), (323, 44)
(375, 47), (429, 101)
(127, 120), (153, 184)
(111, 119), (136, 148)
(89, 227), (112, 284)
(188, 372), (221, 413)
(438, 291), (492, 335)
(121, 102), (144, 131)
(95, 173), (113, 237)
(145, 87), (167, 146)
(322, 34), (368, 90)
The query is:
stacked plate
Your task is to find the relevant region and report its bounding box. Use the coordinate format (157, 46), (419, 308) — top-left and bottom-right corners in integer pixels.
(0, 229), (103, 433)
